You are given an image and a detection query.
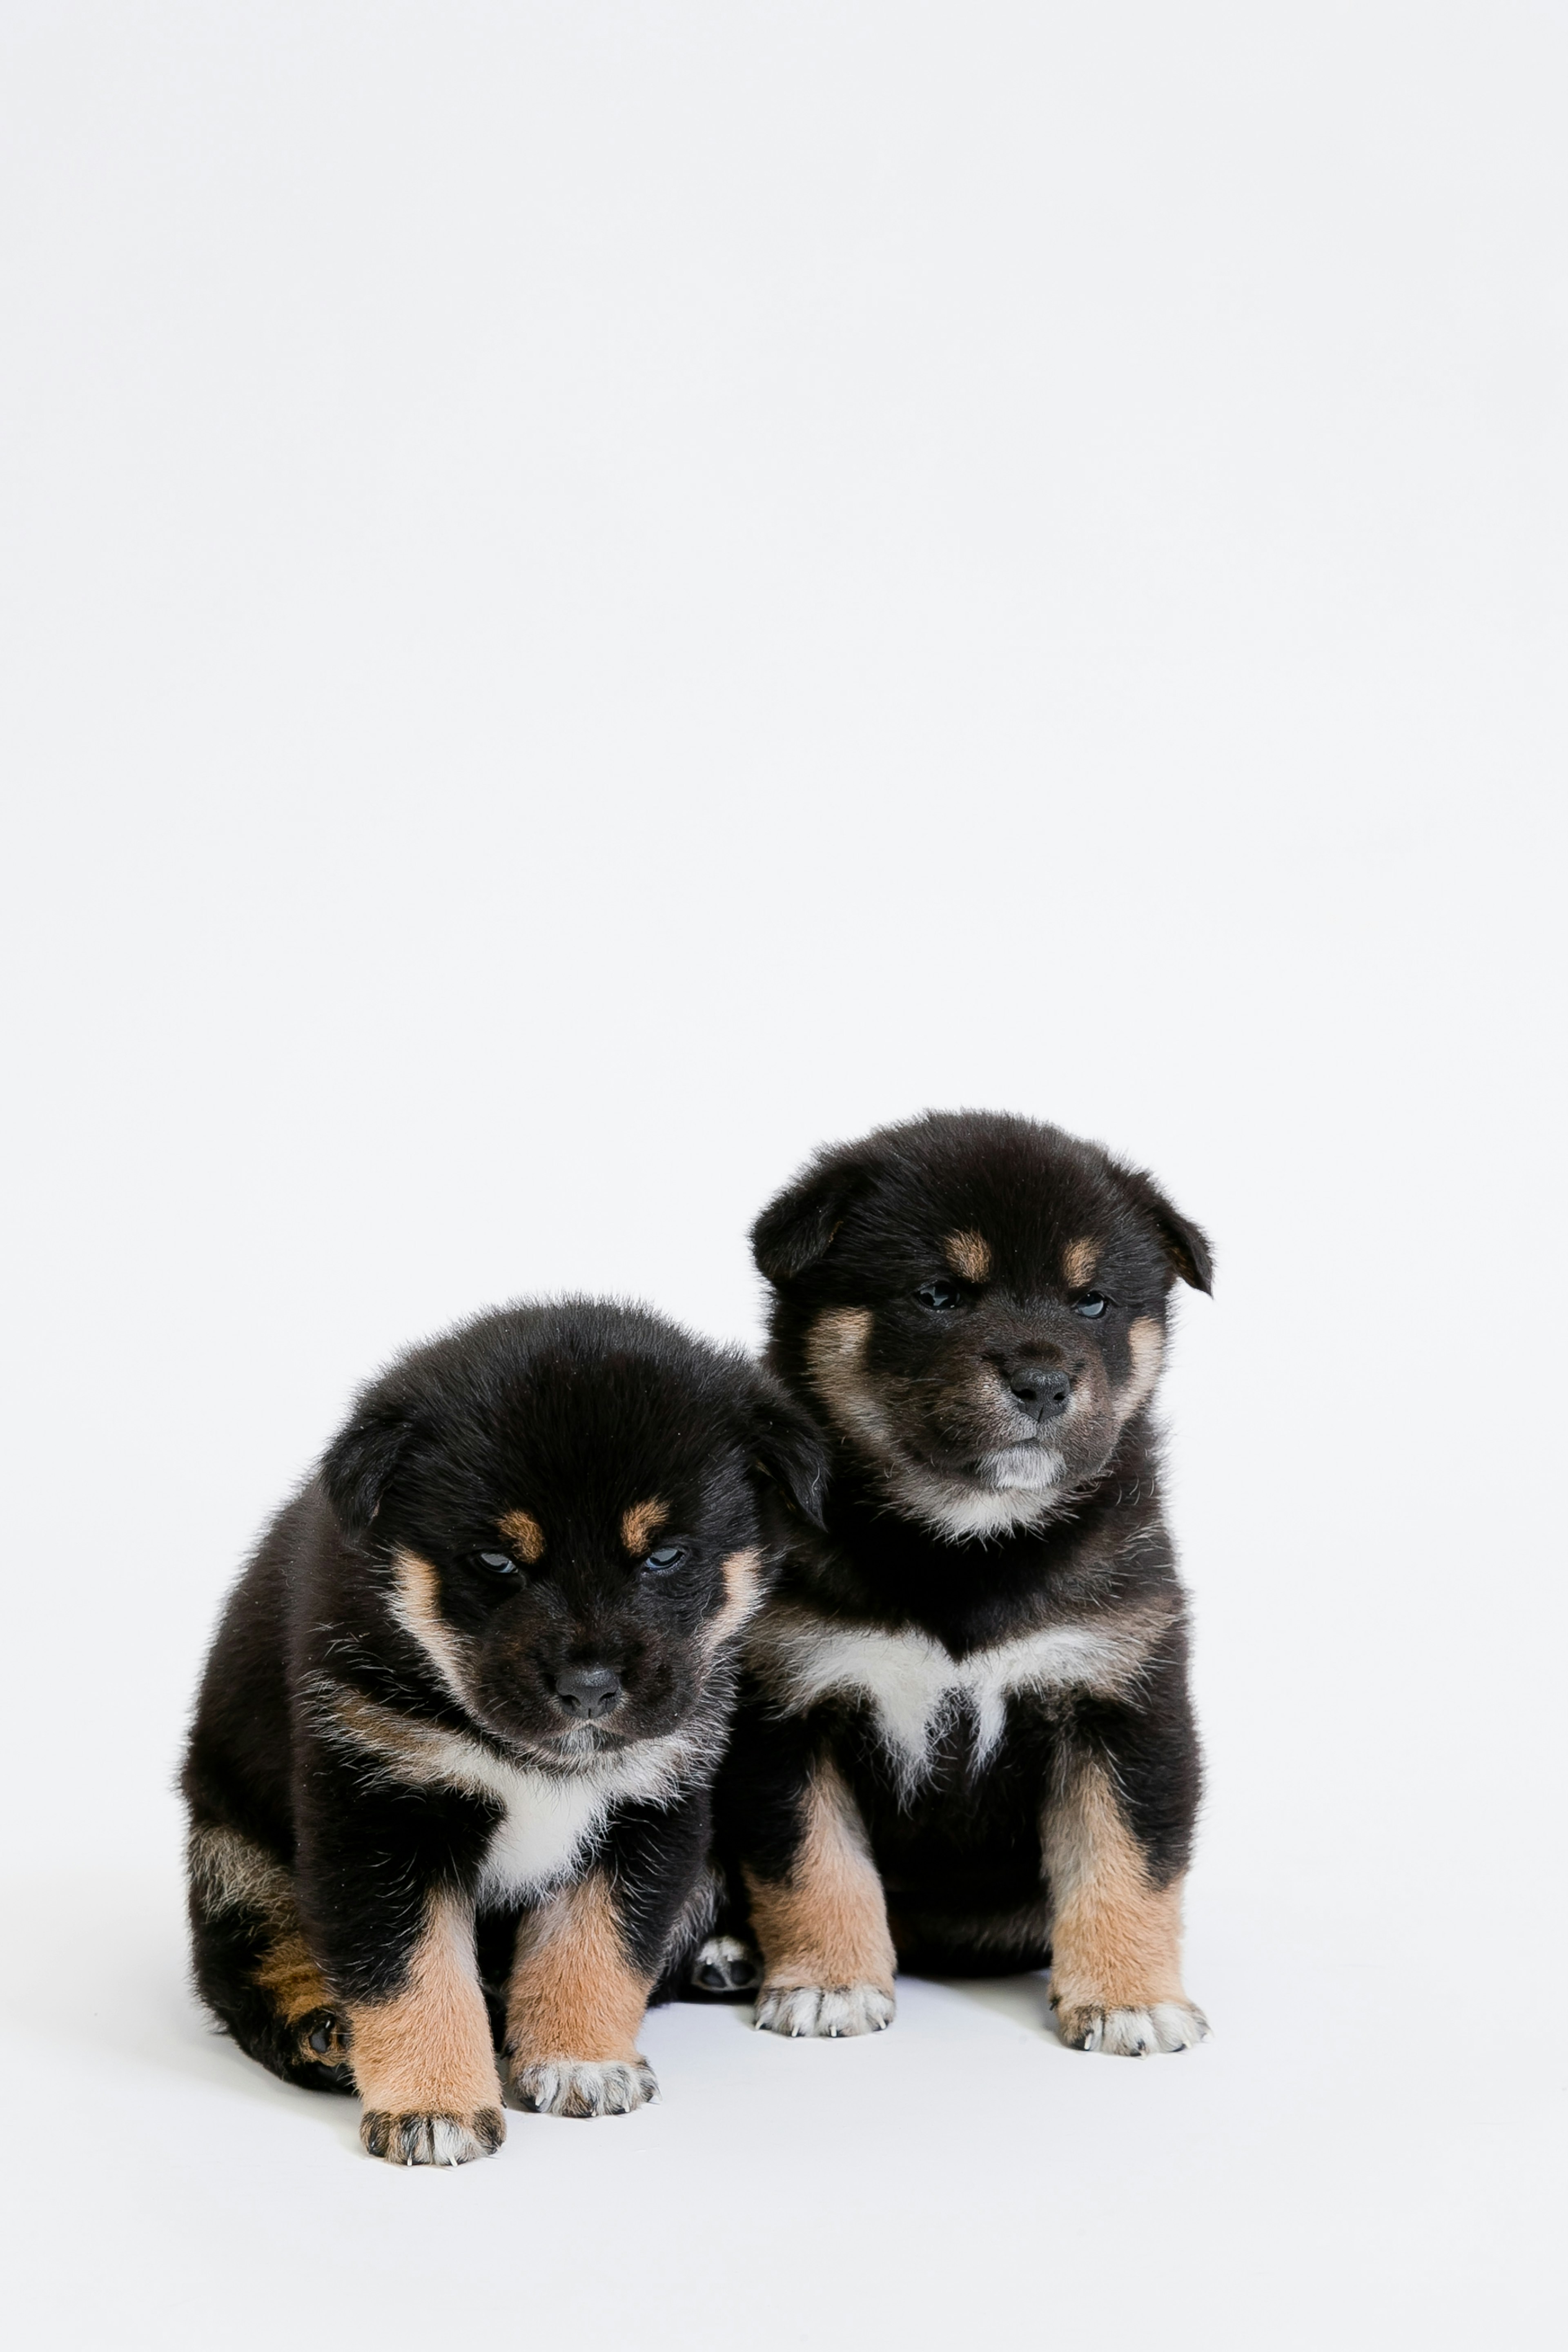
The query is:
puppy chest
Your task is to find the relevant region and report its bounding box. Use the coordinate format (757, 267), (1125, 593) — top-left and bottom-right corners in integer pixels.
(474, 1769), (612, 1902)
(752, 1615), (1145, 1794)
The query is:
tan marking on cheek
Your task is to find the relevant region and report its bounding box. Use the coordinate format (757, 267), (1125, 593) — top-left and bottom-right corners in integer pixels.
(388, 1548), (474, 1708)
(745, 1759), (896, 1995)
(506, 1874), (650, 2066)
(807, 1305), (873, 1369)
(345, 1892), (500, 2115)
(1062, 1238), (1100, 1289)
(944, 1230), (992, 1282)
(620, 1499), (668, 1556)
(803, 1307), (891, 1454)
(1044, 1759), (1187, 2031)
(704, 1547), (764, 1654)
(497, 1509), (545, 1563)
(1117, 1316), (1165, 1419)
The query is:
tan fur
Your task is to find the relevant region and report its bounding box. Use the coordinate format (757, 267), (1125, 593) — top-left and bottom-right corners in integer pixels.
(506, 1874), (650, 2065)
(803, 1307), (883, 1446)
(1117, 1316), (1165, 1419)
(388, 1547), (474, 1707)
(704, 1547), (764, 1654)
(746, 1760), (897, 1994)
(254, 1928), (336, 2028)
(1044, 1758), (1187, 2031)
(944, 1230), (992, 1282)
(1062, 1237), (1100, 1288)
(497, 1508), (546, 1563)
(620, 1499), (668, 1555)
(346, 1893), (501, 2116)
(321, 1680), (439, 1772)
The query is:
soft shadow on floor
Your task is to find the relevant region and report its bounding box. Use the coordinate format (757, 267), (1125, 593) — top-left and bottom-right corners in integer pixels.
(915, 1969), (1061, 2038)
(0, 1871), (365, 2149)
(684, 1969), (1063, 2039)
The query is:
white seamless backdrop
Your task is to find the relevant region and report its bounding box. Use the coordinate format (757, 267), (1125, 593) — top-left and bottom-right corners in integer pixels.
(2, 5), (1563, 2348)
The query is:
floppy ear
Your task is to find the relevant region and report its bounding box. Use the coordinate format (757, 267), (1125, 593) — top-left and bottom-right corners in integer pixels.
(321, 1403), (416, 1538)
(1113, 1163), (1214, 1294)
(751, 1151), (870, 1285)
(746, 1375), (829, 1528)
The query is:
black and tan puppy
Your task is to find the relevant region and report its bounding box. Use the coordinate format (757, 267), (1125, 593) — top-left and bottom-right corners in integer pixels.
(184, 1299), (823, 2163)
(711, 1111), (1212, 2056)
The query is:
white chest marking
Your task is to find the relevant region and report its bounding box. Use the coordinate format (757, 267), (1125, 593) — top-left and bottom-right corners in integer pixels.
(311, 1681), (701, 1902)
(471, 1762), (617, 1903)
(750, 1610), (1162, 1796)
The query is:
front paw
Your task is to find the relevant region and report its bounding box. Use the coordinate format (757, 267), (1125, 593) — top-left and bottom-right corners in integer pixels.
(754, 1982), (895, 2038)
(509, 2058), (660, 2118)
(360, 2107), (506, 2165)
(1054, 1999), (1210, 2056)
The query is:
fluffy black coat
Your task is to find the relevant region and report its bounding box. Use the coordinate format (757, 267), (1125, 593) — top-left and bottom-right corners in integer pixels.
(713, 1111), (1213, 2055)
(184, 1298), (824, 2161)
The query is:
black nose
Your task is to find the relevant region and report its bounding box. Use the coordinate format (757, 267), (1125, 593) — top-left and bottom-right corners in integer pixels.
(551, 1665), (624, 1720)
(1008, 1366), (1072, 1424)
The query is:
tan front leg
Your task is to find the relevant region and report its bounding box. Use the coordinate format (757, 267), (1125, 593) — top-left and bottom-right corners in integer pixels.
(1043, 1757), (1208, 2056)
(746, 1758), (897, 2038)
(345, 1893), (505, 2163)
(504, 1873), (658, 2118)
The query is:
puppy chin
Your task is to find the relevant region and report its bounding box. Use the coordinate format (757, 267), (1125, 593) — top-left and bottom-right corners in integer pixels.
(882, 1446), (1071, 1543)
(978, 1441), (1067, 1493)
(479, 1711), (613, 1768)
(551, 1722), (613, 1758)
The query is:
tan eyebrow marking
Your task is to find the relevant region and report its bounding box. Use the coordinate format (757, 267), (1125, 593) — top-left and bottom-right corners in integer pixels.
(944, 1231), (992, 1281)
(497, 1510), (546, 1563)
(1062, 1238), (1100, 1289)
(621, 1499), (668, 1555)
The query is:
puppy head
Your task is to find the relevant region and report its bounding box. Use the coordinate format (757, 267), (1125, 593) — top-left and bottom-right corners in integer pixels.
(753, 1111), (1211, 1542)
(322, 1300), (824, 1762)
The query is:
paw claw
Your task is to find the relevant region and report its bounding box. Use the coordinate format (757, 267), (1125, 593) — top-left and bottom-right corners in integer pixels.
(754, 1983), (896, 2039)
(508, 2058), (659, 2118)
(359, 2107), (505, 2165)
(1056, 2000), (1210, 2056)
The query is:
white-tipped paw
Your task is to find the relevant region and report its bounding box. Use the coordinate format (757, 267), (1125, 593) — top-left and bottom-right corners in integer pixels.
(360, 2107), (505, 2165)
(510, 2058), (660, 2117)
(690, 1933), (762, 1993)
(754, 1982), (895, 2038)
(1056, 2000), (1210, 2056)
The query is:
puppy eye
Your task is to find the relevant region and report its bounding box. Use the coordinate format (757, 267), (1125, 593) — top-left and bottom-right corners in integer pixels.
(643, 1546), (688, 1575)
(1074, 1293), (1109, 1319)
(473, 1550), (519, 1577)
(916, 1281), (965, 1312)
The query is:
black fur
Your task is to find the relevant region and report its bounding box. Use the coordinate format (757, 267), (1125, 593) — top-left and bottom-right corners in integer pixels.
(183, 1298), (824, 2154)
(718, 1111), (1212, 2040)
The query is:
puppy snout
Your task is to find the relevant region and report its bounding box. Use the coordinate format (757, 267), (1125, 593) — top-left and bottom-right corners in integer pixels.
(1007, 1366), (1072, 1424)
(550, 1664), (624, 1721)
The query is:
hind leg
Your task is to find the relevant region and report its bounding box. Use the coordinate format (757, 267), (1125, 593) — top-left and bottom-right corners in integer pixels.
(187, 1822), (353, 2093)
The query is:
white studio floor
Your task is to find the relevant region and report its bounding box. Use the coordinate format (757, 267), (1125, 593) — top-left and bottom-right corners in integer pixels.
(3, 1867), (1555, 2352)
